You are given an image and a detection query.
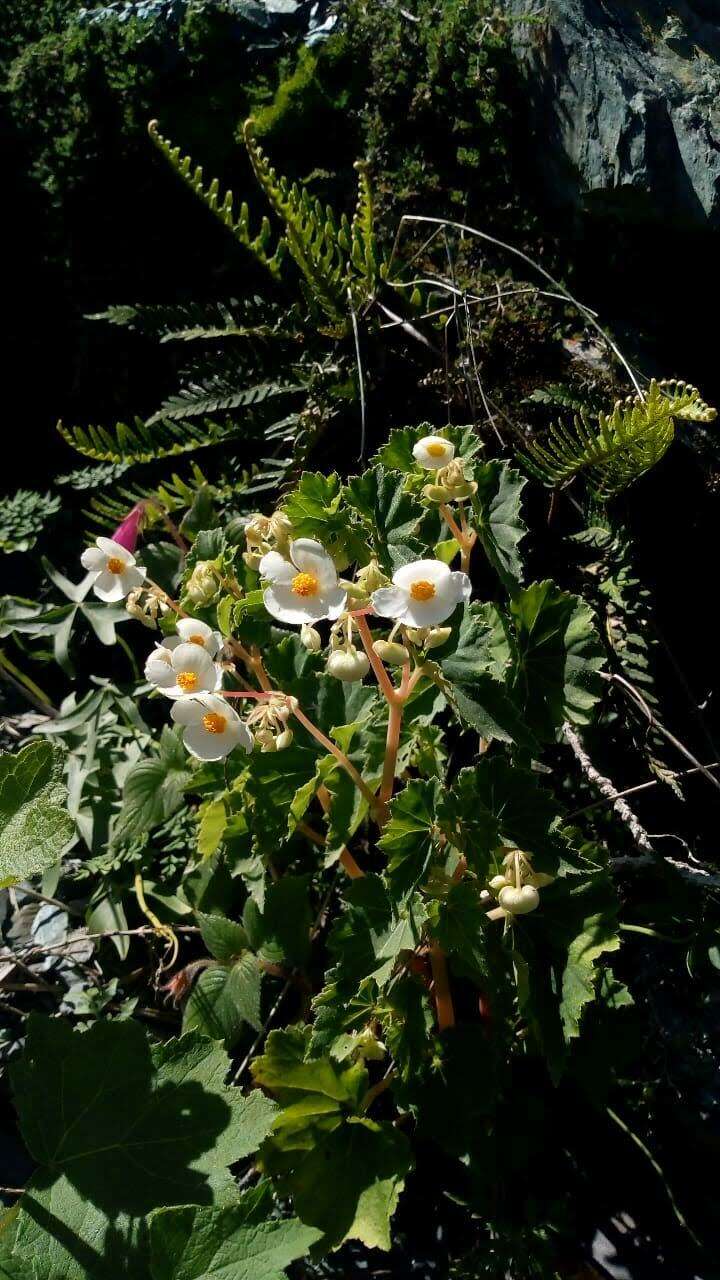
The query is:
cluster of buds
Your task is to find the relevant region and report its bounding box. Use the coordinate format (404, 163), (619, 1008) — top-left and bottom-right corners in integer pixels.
(242, 510), (292, 571)
(405, 624), (452, 652)
(126, 585), (171, 630)
(245, 694), (293, 752)
(488, 847), (554, 919)
(342, 558), (390, 607)
(422, 458), (478, 506)
(326, 614), (370, 683)
(186, 561), (220, 607)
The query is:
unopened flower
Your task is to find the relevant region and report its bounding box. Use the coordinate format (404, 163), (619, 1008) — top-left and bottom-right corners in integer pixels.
(371, 559), (470, 627)
(423, 458), (478, 504)
(405, 625), (452, 651)
(413, 435), (455, 471)
(372, 639), (410, 666)
(145, 641), (221, 700)
(185, 561), (219, 607)
(245, 694), (294, 751)
(326, 646), (370, 683)
(300, 623), (322, 653)
(260, 539), (346, 626)
(354, 558), (390, 597)
(110, 502), (145, 554)
(81, 537), (146, 602)
(171, 693), (253, 761)
(498, 884), (539, 915)
(126, 587), (169, 630)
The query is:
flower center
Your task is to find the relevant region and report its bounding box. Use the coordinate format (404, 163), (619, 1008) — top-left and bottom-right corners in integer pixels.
(188, 634), (206, 646)
(426, 442), (446, 458)
(106, 557), (126, 574)
(292, 572), (319, 598)
(202, 712), (227, 734)
(177, 671), (199, 692)
(410, 579), (436, 602)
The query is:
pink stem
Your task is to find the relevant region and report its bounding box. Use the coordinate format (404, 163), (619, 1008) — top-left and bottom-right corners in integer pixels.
(290, 702), (379, 814)
(354, 613), (401, 705)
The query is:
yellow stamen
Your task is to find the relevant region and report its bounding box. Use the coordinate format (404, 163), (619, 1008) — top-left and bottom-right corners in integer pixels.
(410, 579), (436, 602)
(188, 634), (206, 646)
(292, 572), (319, 598)
(107, 557), (125, 574)
(202, 712), (227, 734)
(426, 442), (447, 458)
(177, 671), (198, 692)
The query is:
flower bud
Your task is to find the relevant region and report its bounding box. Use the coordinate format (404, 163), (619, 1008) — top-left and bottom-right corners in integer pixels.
(373, 639), (410, 666)
(424, 626), (452, 651)
(355, 558), (390, 596)
(489, 874), (509, 894)
(186, 561), (219, 606)
(300, 623), (322, 653)
(498, 884), (540, 915)
(269, 511), (292, 554)
(242, 551), (263, 571)
(275, 727), (294, 751)
(111, 502), (145, 554)
(326, 646), (370, 683)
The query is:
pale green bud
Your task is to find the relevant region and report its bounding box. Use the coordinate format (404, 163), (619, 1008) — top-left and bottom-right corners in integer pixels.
(300, 623), (322, 653)
(355, 558), (390, 595)
(326, 647), (370, 683)
(498, 884), (540, 915)
(186, 561), (219, 606)
(373, 639), (410, 666)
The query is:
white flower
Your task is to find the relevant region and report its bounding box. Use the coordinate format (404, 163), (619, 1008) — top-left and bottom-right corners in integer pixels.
(80, 537), (146, 602)
(259, 539), (347, 626)
(171, 693), (253, 761)
(412, 435), (455, 471)
(326, 646), (370, 683)
(371, 559), (471, 627)
(162, 617), (222, 659)
(144, 641), (221, 700)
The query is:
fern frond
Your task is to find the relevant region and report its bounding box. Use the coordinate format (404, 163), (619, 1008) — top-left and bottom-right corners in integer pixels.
(58, 414), (241, 464)
(524, 378), (717, 498)
(89, 297), (291, 343)
(85, 464), (216, 530)
(148, 120), (287, 281)
(148, 379), (302, 424)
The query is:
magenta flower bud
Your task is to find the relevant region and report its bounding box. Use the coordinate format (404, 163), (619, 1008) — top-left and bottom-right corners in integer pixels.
(111, 502), (145, 554)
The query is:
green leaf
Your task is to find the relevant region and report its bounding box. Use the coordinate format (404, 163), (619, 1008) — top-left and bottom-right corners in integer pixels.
(196, 912), (249, 963)
(437, 757), (563, 879)
(264, 1116), (411, 1251)
(243, 876), (312, 970)
(183, 955), (262, 1045)
(438, 603), (536, 748)
(471, 460), (527, 591)
(509, 581), (606, 739)
(326, 876), (427, 994)
(0, 741), (74, 888)
(343, 465), (423, 570)
(281, 472), (364, 562)
(197, 799), (227, 859)
(9, 1017), (277, 1279)
(114, 727), (192, 844)
(378, 779), (441, 896)
(431, 881), (490, 982)
(148, 1190), (320, 1280)
(252, 1027), (366, 1107)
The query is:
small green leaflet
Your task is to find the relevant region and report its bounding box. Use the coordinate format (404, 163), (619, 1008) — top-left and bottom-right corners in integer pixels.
(471, 459), (527, 592)
(0, 741), (74, 888)
(182, 954), (262, 1046)
(114, 726), (192, 843)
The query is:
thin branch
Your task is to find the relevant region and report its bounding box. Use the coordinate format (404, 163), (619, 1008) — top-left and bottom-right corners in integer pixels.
(562, 721), (654, 854)
(608, 672), (720, 796)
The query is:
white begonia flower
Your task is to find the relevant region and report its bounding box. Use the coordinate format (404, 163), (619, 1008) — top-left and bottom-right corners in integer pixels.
(170, 692), (253, 761)
(259, 539), (347, 626)
(371, 559), (471, 627)
(80, 537), (146, 603)
(144, 641), (221, 700)
(412, 435), (455, 471)
(161, 617), (222, 659)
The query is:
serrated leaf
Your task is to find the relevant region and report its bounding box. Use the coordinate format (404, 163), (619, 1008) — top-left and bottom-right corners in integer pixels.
(148, 1191), (320, 1280)
(114, 727), (191, 844)
(438, 603), (536, 748)
(183, 955), (262, 1045)
(9, 1017), (277, 1279)
(509, 581), (606, 739)
(243, 876), (312, 969)
(471, 460), (527, 591)
(343, 465), (423, 570)
(196, 912), (248, 963)
(378, 779), (441, 897)
(0, 741), (74, 887)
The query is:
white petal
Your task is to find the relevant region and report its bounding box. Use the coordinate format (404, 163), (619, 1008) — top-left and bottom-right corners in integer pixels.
(162, 635), (182, 651)
(289, 539), (337, 589)
(259, 550), (294, 585)
(171, 643), (216, 677)
(200, 692), (232, 718)
(92, 571), (126, 602)
(412, 436), (455, 470)
(183, 724), (234, 761)
(176, 618), (216, 653)
(97, 537), (135, 565)
(264, 583), (344, 626)
(81, 546), (106, 571)
(171, 697), (207, 726)
(403, 589), (459, 627)
(449, 571), (472, 604)
(324, 585), (348, 620)
(371, 585), (409, 619)
(118, 566), (146, 596)
(393, 559), (450, 591)
(226, 718), (254, 754)
(145, 648), (174, 686)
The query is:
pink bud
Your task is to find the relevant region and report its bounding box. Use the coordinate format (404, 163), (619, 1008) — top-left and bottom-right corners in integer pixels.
(111, 502), (145, 553)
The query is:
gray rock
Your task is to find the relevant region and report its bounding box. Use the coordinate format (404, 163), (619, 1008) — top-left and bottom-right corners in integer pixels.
(504, 1), (720, 227)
